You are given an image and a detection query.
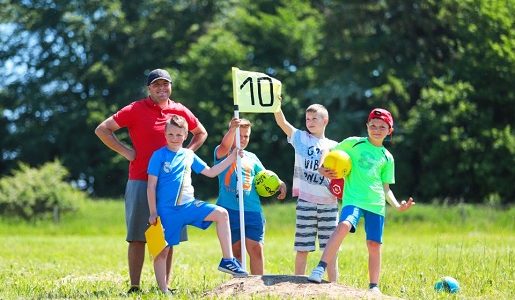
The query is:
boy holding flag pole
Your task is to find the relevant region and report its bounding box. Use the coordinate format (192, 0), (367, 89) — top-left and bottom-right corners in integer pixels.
(229, 67), (283, 271)
(214, 116), (286, 274)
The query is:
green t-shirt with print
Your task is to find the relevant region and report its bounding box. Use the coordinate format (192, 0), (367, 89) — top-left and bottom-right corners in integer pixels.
(333, 136), (395, 216)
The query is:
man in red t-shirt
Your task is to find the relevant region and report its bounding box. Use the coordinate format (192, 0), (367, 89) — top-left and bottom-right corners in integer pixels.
(95, 69), (207, 293)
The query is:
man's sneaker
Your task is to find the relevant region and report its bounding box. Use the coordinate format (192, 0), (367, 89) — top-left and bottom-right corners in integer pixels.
(126, 286), (141, 294)
(218, 258), (248, 277)
(307, 266), (325, 283)
(368, 286), (381, 294)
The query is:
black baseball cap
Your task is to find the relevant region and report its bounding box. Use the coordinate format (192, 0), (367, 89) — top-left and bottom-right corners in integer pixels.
(147, 69), (172, 86)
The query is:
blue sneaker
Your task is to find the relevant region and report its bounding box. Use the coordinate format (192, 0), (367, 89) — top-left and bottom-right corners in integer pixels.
(233, 258), (243, 268)
(218, 258), (248, 277)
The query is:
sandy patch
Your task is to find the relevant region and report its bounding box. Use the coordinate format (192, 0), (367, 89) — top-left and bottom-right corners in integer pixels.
(205, 275), (402, 299)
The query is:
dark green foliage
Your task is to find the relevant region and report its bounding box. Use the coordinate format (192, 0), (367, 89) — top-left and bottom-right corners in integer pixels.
(0, 161), (85, 220)
(0, 0), (513, 204)
(313, 0), (515, 204)
(401, 79), (515, 204)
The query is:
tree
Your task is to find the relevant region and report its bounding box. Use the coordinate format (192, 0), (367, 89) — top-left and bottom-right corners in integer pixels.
(312, 0), (515, 203)
(176, 0), (325, 198)
(0, 0), (224, 196)
(1, 0), (513, 203)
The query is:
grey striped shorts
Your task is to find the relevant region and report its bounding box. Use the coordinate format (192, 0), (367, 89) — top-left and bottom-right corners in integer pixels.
(294, 199), (338, 252)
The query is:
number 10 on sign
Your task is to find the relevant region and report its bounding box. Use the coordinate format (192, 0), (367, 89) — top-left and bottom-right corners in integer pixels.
(232, 67), (282, 113)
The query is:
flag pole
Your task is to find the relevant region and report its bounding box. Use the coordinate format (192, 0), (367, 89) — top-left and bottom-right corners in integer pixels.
(232, 68), (247, 271)
(234, 108), (246, 271)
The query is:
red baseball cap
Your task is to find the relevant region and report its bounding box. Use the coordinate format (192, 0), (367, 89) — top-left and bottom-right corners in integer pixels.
(368, 108), (393, 128)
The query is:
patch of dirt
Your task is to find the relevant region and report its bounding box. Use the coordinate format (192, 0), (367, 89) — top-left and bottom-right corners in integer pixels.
(205, 275), (402, 299)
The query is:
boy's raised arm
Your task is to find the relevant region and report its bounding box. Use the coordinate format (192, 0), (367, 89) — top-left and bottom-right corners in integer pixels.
(202, 148), (241, 178)
(215, 118), (239, 159)
(274, 108), (295, 138)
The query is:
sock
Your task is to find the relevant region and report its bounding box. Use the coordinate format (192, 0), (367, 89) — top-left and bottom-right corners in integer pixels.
(317, 261), (328, 270)
(369, 283), (378, 289)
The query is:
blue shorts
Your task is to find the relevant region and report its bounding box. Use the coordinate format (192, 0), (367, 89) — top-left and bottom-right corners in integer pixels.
(339, 205), (384, 243)
(159, 200), (216, 246)
(125, 180), (188, 242)
(226, 208), (265, 244)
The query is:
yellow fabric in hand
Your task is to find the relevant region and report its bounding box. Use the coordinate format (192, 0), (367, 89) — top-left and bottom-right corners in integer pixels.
(145, 217), (168, 259)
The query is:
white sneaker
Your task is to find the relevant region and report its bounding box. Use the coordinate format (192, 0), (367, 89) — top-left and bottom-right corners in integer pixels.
(307, 266), (325, 283)
(368, 286), (381, 294)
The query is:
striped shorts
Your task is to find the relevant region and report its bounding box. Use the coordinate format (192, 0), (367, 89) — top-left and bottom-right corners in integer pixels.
(294, 199), (338, 252)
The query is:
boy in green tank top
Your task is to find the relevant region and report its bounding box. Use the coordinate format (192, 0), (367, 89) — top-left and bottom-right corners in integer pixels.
(308, 108), (415, 294)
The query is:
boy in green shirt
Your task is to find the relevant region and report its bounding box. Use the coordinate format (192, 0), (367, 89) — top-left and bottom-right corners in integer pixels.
(308, 108), (415, 294)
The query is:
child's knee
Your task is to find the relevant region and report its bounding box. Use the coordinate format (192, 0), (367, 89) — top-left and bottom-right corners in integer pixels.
(366, 240), (381, 252)
(156, 247), (169, 260)
(247, 242), (263, 257)
(214, 206), (229, 221)
(337, 221), (352, 233)
(296, 251), (309, 258)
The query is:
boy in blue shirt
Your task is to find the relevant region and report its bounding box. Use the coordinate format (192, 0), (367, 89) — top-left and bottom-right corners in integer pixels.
(147, 115), (247, 294)
(214, 117), (286, 275)
(308, 108), (415, 294)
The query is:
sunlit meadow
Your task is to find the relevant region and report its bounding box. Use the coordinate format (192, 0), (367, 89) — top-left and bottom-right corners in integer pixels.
(0, 200), (513, 299)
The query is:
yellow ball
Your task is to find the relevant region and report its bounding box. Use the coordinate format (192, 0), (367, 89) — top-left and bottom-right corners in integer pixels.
(322, 150), (352, 178)
(254, 170), (281, 197)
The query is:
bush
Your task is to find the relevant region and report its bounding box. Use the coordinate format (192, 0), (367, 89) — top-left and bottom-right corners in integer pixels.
(0, 160), (86, 221)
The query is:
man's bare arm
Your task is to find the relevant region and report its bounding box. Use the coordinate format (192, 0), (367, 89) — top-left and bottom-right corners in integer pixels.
(186, 121), (208, 152)
(95, 117), (135, 161)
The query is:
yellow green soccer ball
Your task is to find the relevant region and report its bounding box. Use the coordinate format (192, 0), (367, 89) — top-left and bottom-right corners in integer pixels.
(254, 170), (280, 197)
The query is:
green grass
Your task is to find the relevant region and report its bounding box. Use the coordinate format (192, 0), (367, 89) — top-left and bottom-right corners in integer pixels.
(0, 200), (513, 299)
